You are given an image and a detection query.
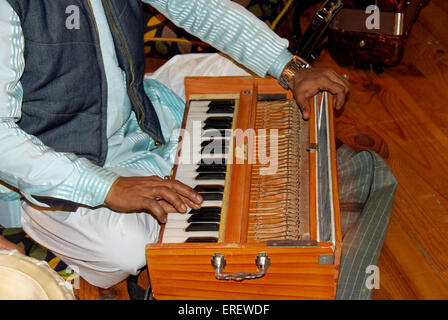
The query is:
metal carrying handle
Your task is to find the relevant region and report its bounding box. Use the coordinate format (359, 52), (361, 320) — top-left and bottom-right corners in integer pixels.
(211, 252), (271, 281)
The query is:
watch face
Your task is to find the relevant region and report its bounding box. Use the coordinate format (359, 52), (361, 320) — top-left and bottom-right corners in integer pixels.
(278, 56), (311, 89)
(293, 56), (310, 68)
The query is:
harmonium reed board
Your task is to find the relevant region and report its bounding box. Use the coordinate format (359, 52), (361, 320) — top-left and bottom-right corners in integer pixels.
(145, 76), (342, 300)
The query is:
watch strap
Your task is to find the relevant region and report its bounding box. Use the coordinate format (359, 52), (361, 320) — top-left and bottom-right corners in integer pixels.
(278, 55), (311, 89)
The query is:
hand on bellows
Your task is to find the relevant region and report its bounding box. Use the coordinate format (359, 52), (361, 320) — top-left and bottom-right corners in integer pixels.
(289, 68), (349, 120)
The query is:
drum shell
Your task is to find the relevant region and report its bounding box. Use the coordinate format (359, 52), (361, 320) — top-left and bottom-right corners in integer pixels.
(0, 250), (75, 300)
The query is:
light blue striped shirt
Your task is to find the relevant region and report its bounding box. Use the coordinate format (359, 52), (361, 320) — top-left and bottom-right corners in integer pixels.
(0, 0), (293, 208)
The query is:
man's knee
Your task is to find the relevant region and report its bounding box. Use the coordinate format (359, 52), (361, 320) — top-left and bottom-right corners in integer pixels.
(102, 219), (155, 275)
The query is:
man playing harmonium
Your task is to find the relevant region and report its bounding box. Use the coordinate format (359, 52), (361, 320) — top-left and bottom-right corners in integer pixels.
(0, 0), (348, 289)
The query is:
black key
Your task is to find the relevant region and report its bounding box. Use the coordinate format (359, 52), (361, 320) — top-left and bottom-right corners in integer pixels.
(201, 138), (230, 148)
(201, 146), (229, 155)
(207, 106), (234, 114)
(201, 139), (227, 147)
(201, 139), (229, 148)
(199, 158), (226, 165)
(201, 142), (229, 153)
(186, 223), (220, 232)
(200, 193), (223, 201)
(188, 214), (220, 223)
(205, 116), (233, 123)
(203, 123), (232, 130)
(203, 129), (230, 138)
(196, 172), (226, 180)
(200, 141), (229, 149)
(194, 185), (225, 193)
(189, 207), (221, 215)
(185, 237), (218, 243)
(189, 211), (221, 219)
(196, 164), (226, 172)
(202, 130), (232, 138)
(203, 117), (233, 130)
(208, 100), (235, 107)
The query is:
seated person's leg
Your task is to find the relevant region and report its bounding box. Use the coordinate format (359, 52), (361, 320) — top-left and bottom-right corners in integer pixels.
(336, 145), (397, 300)
(21, 203), (160, 289)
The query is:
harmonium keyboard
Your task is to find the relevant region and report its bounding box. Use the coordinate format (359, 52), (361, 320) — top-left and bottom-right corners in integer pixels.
(145, 76), (342, 300)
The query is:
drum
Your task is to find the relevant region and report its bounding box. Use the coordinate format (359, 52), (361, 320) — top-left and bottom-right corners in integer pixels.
(0, 250), (75, 300)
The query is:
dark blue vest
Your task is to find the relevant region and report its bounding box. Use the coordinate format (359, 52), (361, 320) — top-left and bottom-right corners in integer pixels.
(7, 0), (165, 167)
(6, 0), (166, 209)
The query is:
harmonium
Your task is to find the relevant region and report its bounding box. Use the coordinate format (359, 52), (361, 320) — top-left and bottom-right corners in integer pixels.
(145, 76), (342, 300)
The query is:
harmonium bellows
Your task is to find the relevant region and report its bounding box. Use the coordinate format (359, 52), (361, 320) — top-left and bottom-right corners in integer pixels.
(145, 77), (342, 300)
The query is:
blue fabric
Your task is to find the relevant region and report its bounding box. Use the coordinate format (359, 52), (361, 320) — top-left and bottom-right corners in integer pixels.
(6, 0), (165, 170)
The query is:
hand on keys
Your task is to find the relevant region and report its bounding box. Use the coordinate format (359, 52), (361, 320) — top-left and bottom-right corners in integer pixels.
(104, 176), (203, 223)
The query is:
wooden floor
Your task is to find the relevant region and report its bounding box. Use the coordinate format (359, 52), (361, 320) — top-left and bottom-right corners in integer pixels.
(317, 0), (448, 299)
(77, 0), (448, 300)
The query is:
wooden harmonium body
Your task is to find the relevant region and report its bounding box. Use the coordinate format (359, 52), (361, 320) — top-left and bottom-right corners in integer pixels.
(145, 77), (342, 300)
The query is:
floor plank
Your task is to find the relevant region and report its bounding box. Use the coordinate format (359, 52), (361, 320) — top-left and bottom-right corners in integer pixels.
(372, 217), (448, 300)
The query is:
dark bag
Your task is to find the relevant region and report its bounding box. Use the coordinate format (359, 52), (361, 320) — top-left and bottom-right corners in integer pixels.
(328, 0), (430, 72)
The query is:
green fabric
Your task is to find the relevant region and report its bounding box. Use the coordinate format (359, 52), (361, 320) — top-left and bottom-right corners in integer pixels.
(0, 226), (72, 279)
(142, 0), (289, 59)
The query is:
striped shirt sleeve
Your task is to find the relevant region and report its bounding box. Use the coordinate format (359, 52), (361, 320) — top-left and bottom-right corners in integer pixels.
(0, 3), (119, 208)
(144, 0), (293, 78)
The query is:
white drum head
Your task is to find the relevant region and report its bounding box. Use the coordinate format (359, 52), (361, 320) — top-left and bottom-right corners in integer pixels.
(0, 250), (75, 300)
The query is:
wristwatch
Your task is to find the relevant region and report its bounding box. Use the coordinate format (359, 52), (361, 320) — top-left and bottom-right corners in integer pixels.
(278, 55), (311, 90)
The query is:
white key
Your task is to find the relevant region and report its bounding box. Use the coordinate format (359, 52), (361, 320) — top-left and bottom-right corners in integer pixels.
(162, 229), (219, 243)
(166, 212), (192, 221)
(160, 99), (234, 243)
(176, 177), (225, 188)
